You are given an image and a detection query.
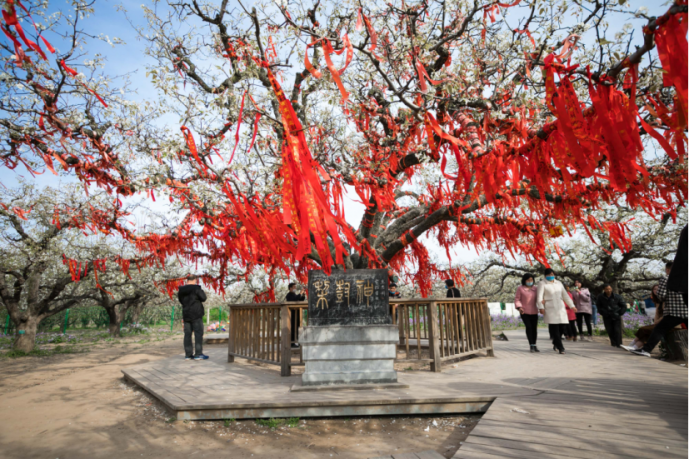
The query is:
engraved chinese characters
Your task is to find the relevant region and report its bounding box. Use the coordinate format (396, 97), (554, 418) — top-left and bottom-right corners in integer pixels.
(313, 280), (330, 310)
(307, 269), (391, 326)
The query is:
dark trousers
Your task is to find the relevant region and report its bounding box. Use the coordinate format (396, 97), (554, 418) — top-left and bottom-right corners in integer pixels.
(290, 309), (299, 344)
(576, 313), (593, 336)
(642, 316), (688, 353)
(602, 316), (622, 346)
(520, 314), (538, 345)
(548, 324), (567, 351)
(566, 320), (577, 337)
(184, 318), (204, 357)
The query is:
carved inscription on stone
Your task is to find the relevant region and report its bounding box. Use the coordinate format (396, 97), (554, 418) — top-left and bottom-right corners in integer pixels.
(307, 269), (390, 326)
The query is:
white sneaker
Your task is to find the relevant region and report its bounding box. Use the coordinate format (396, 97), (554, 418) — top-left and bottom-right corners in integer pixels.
(631, 349), (651, 358)
(621, 345), (640, 351)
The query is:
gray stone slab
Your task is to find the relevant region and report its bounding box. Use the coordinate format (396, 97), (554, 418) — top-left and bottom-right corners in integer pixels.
(300, 324), (398, 344)
(290, 381), (410, 392)
(301, 324), (400, 386)
(303, 343), (397, 360)
(305, 358), (395, 373)
(302, 370), (399, 385)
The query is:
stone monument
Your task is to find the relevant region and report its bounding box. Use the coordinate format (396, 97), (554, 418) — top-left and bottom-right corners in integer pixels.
(299, 269), (399, 386)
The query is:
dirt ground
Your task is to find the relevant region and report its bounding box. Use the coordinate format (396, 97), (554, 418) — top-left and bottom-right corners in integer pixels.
(0, 335), (480, 459)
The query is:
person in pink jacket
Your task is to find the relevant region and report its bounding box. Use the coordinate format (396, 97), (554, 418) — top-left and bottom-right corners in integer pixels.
(515, 273), (540, 352)
(571, 279), (593, 341)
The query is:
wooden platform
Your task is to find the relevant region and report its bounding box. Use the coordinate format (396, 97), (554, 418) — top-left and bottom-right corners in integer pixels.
(122, 329), (688, 459)
(122, 346), (524, 420)
(452, 330), (688, 459)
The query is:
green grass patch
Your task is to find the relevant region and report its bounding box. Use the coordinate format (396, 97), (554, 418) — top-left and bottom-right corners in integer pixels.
(255, 417), (300, 430)
(224, 418), (235, 427)
(2, 345), (82, 359)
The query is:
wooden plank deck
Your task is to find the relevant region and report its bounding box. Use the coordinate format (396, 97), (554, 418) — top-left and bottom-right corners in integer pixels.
(452, 329), (688, 459)
(122, 344), (531, 420)
(122, 327), (687, 458)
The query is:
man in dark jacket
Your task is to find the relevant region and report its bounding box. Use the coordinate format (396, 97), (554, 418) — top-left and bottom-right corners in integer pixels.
(285, 282), (305, 348)
(178, 275), (208, 360)
(595, 284), (627, 347)
(445, 279), (461, 298)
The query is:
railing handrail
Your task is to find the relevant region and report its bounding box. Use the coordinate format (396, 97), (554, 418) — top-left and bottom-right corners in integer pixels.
(228, 297), (488, 309)
(228, 297), (493, 376)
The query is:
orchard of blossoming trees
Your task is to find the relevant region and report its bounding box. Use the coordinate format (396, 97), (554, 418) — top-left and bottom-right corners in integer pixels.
(0, 0), (687, 308)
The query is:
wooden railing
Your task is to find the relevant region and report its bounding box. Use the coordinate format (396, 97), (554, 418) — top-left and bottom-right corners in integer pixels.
(228, 302), (307, 376)
(392, 298), (493, 371)
(228, 298), (492, 376)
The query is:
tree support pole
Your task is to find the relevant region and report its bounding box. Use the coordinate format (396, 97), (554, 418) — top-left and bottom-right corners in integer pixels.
(62, 309), (70, 334)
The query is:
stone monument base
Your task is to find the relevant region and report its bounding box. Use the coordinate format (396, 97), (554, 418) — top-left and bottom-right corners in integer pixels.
(300, 325), (399, 386)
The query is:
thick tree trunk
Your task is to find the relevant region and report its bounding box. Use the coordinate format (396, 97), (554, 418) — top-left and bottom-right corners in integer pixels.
(13, 316), (39, 353)
(131, 304), (143, 325)
(664, 329), (688, 361)
(106, 308), (122, 337)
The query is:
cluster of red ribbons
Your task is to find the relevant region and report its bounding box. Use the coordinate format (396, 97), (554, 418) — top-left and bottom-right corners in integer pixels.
(1, 0), (54, 65)
(0, 1), (131, 195)
(2, 1), (687, 302)
(62, 255), (88, 282)
(648, 5), (688, 164)
(73, 2), (690, 298)
(304, 33), (353, 105)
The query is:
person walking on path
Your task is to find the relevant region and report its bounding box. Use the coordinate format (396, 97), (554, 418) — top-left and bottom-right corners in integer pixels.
(572, 280), (593, 341)
(537, 268), (575, 354)
(177, 275), (208, 360)
(286, 282), (306, 349)
(515, 273), (539, 352)
(564, 288), (578, 342)
(445, 279), (461, 298)
(596, 285), (627, 347)
(631, 257), (688, 358)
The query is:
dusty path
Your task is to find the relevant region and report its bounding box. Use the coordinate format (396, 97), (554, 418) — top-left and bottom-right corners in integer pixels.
(0, 336), (479, 459)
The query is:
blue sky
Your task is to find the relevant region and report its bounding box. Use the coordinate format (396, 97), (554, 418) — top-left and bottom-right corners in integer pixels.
(1, 0), (672, 267)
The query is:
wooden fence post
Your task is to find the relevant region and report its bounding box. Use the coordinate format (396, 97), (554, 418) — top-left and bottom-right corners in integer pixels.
(483, 301), (495, 357)
(428, 301), (442, 372)
(228, 306), (235, 363)
(280, 304), (291, 376)
(397, 305), (406, 346)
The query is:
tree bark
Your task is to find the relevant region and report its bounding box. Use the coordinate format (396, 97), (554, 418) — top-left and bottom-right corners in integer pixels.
(13, 316), (40, 353)
(106, 308), (122, 337)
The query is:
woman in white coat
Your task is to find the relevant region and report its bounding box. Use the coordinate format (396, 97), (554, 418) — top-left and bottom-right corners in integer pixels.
(537, 268), (576, 354)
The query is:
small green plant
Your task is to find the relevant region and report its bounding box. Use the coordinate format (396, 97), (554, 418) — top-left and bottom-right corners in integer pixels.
(404, 366), (413, 371)
(285, 417), (300, 428)
(224, 418), (235, 427)
(166, 417), (176, 423)
(3, 345), (81, 359)
(256, 417), (300, 430)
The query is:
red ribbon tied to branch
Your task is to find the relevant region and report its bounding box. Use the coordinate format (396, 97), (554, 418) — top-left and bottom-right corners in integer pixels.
(304, 34), (353, 105)
(60, 60), (109, 108)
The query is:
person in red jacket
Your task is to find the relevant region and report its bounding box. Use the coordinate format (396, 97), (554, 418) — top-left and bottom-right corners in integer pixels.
(564, 288), (578, 342)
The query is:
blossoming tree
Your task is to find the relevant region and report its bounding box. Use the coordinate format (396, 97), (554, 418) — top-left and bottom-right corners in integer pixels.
(0, 0), (687, 302)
